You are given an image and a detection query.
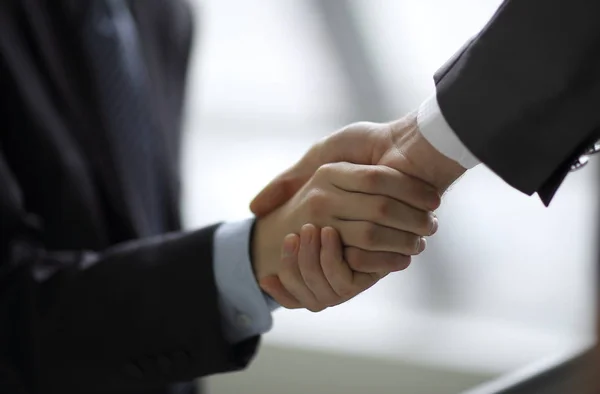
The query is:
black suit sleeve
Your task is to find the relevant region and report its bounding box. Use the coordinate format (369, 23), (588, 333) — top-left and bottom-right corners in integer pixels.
(0, 152), (258, 393)
(433, 0), (600, 204)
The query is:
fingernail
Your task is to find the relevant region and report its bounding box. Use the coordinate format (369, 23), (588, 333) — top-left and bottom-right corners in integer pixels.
(430, 217), (439, 235)
(301, 224), (313, 245)
(321, 229), (328, 247)
(418, 237), (427, 253)
(323, 227), (333, 245)
(283, 235), (298, 257)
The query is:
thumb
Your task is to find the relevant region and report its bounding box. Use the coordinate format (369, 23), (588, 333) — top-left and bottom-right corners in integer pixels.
(250, 124), (379, 216)
(249, 170), (311, 217)
(250, 157), (318, 217)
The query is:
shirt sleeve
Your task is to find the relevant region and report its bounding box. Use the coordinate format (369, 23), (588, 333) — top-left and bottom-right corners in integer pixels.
(213, 218), (280, 344)
(417, 93), (481, 169)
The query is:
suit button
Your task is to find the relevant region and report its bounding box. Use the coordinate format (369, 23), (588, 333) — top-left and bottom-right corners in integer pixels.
(121, 362), (144, 379)
(570, 155), (589, 171)
(586, 140), (600, 155)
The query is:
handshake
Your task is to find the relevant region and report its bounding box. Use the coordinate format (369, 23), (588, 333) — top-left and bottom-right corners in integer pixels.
(249, 113), (466, 312)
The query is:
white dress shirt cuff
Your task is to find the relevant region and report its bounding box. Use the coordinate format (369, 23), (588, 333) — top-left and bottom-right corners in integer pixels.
(213, 218), (280, 344)
(417, 93), (480, 169)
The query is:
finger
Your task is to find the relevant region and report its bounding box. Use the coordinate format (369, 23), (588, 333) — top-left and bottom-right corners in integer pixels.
(297, 224), (341, 306)
(259, 234), (305, 309)
(259, 275), (302, 309)
(250, 144), (324, 217)
(278, 234), (324, 312)
(344, 246), (411, 274)
(250, 171), (307, 217)
(250, 122), (394, 217)
(319, 227), (379, 301)
(335, 220), (426, 255)
(331, 191), (436, 236)
(317, 162), (441, 211)
(320, 227), (354, 299)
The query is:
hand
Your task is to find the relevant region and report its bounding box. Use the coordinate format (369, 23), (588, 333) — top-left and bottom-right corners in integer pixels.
(260, 224), (398, 312)
(251, 162), (438, 283)
(250, 113), (466, 218)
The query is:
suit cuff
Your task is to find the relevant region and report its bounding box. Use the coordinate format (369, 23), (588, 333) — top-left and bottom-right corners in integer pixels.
(417, 93), (481, 169)
(213, 218), (280, 344)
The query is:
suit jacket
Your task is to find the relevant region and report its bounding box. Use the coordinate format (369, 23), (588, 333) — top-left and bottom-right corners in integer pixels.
(0, 1), (258, 393)
(433, 0), (600, 205)
(433, 1), (599, 392)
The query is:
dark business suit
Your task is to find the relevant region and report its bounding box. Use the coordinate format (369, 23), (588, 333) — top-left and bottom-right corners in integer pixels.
(432, 1), (599, 392)
(0, 1), (258, 393)
(435, 0), (600, 206)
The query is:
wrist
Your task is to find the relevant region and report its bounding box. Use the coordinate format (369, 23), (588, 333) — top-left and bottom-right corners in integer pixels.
(251, 214), (282, 282)
(386, 113), (466, 193)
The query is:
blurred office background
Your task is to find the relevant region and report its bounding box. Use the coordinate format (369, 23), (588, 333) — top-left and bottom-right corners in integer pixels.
(180, 1), (597, 393)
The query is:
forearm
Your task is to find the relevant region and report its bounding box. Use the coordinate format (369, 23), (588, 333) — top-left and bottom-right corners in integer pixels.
(252, 212), (288, 282)
(213, 219), (279, 344)
(3, 225), (259, 393)
(433, 0), (600, 199)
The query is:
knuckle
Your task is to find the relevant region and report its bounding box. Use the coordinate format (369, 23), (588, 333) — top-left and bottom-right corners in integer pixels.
(349, 121), (371, 129)
(342, 121), (375, 133)
(361, 222), (380, 248)
(361, 168), (383, 190)
(315, 163), (336, 179)
(374, 197), (392, 219)
(305, 190), (329, 219)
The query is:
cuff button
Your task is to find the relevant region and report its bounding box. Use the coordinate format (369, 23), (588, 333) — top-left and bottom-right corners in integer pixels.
(570, 155), (589, 172)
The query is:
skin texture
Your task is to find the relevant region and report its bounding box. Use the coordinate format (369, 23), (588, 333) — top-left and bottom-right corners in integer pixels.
(260, 224), (390, 312)
(252, 113), (466, 310)
(251, 162), (438, 282)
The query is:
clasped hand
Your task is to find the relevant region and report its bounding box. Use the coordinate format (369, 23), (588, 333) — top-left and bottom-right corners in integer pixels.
(251, 156), (441, 311)
(250, 115), (465, 312)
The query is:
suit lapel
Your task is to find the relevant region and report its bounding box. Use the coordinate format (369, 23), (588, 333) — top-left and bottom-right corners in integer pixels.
(0, 0), (138, 240)
(129, 0), (191, 230)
